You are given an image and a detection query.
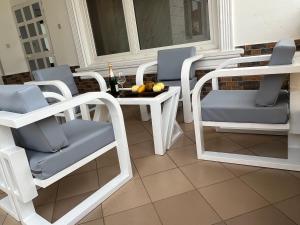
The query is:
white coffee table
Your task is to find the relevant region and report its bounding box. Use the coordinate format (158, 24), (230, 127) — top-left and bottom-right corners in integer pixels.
(82, 87), (182, 155)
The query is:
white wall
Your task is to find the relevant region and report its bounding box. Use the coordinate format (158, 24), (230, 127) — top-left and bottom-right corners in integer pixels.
(233, 0), (300, 46)
(0, 0), (28, 75)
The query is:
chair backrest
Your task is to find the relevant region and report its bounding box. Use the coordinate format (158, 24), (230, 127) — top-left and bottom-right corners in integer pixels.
(32, 65), (79, 96)
(255, 39), (296, 107)
(0, 85), (69, 153)
(157, 47), (196, 81)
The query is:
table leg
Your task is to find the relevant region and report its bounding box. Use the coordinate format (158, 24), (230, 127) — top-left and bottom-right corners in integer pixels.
(150, 103), (165, 155)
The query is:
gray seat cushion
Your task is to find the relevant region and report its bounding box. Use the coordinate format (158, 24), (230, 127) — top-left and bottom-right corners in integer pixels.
(162, 77), (198, 97)
(32, 65), (79, 96)
(26, 119), (115, 180)
(202, 90), (289, 124)
(157, 47), (196, 81)
(255, 39), (296, 106)
(0, 85), (69, 152)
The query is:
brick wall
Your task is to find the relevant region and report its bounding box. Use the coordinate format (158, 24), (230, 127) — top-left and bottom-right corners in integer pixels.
(3, 39), (300, 96)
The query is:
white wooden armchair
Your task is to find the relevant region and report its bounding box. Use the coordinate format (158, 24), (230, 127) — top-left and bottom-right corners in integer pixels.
(0, 85), (132, 225)
(192, 39), (300, 171)
(136, 47), (204, 123)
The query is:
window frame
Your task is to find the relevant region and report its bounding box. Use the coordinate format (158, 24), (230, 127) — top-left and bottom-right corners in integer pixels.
(66, 0), (234, 74)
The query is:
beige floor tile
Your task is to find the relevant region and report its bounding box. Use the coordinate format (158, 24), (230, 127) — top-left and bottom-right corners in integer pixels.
(57, 171), (99, 200)
(127, 130), (152, 146)
(142, 168), (194, 202)
(204, 128), (226, 141)
(232, 149), (255, 156)
(213, 222), (226, 225)
(199, 178), (268, 220)
(34, 183), (58, 206)
(170, 135), (194, 150)
(69, 161), (97, 177)
(3, 215), (21, 225)
(248, 140), (287, 159)
(181, 161), (234, 188)
(96, 149), (119, 168)
(225, 133), (277, 148)
(125, 121), (147, 135)
(222, 163), (261, 177)
(98, 165), (120, 187)
(129, 140), (155, 159)
(134, 155), (176, 177)
(0, 214), (6, 225)
(105, 204), (161, 225)
(36, 203), (54, 222)
(241, 169), (300, 203)
(78, 218), (104, 225)
(205, 137), (243, 153)
(141, 121), (153, 134)
(225, 206), (295, 225)
(185, 130), (196, 142)
(168, 145), (198, 167)
(53, 193), (91, 221)
(180, 122), (194, 132)
(78, 206), (103, 224)
(289, 171), (300, 179)
(154, 191), (221, 225)
(102, 178), (150, 216)
(275, 195), (300, 224)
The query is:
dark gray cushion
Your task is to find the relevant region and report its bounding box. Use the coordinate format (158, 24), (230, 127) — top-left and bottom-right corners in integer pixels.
(162, 77), (198, 98)
(32, 65), (79, 96)
(157, 47), (196, 81)
(26, 119), (115, 179)
(0, 85), (69, 152)
(255, 39), (296, 106)
(202, 90), (289, 124)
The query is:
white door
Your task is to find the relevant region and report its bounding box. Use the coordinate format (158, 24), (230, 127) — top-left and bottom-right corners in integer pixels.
(13, 0), (56, 72)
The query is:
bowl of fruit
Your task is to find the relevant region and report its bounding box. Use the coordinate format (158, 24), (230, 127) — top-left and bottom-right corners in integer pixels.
(130, 82), (168, 97)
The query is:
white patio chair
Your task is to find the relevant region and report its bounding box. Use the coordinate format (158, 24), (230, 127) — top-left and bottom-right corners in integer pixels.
(0, 85), (132, 225)
(192, 39), (300, 171)
(26, 65), (108, 120)
(136, 47), (204, 123)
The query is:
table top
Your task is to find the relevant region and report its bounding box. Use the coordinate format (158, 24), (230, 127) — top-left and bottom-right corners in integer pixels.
(89, 86), (181, 106)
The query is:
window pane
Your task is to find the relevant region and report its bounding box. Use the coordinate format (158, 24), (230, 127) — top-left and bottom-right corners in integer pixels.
(19, 26), (28, 39)
(36, 20), (45, 35)
(40, 38), (49, 51)
(23, 6), (32, 21)
(37, 58), (45, 69)
(32, 3), (42, 18)
(29, 60), (37, 71)
(15, 9), (24, 23)
(86, 0), (130, 56)
(32, 40), (41, 53)
(28, 23), (37, 37)
(133, 0), (210, 50)
(23, 42), (32, 54)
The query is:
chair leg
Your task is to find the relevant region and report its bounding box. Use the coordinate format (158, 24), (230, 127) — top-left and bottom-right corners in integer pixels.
(182, 90), (193, 124)
(139, 105), (151, 121)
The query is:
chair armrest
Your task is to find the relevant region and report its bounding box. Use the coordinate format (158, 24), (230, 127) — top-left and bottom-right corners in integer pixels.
(136, 61), (158, 85)
(25, 80), (72, 99)
(0, 92), (120, 129)
(181, 55), (204, 91)
(73, 71), (108, 92)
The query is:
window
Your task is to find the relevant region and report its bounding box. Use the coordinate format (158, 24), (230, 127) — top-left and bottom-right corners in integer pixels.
(133, 0), (210, 50)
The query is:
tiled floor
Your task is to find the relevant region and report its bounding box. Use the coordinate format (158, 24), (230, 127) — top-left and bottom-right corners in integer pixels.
(2, 106), (300, 225)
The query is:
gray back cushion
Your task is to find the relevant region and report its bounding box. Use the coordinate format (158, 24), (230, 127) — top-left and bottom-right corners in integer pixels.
(32, 65), (79, 96)
(157, 47), (196, 81)
(255, 39), (296, 106)
(0, 85), (69, 152)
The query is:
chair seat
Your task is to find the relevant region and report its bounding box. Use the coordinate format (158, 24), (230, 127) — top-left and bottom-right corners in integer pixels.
(26, 120), (115, 180)
(201, 90), (289, 124)
(161, 77), (198, 98)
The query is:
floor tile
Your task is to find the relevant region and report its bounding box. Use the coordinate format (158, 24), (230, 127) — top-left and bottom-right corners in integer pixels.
(57, 171), (99, 200)
(289, 171), (300, 179)
(168, 145), (198, 167)
(78, 205), (103, 224)
(241, 169), (300, 203)
(199, 178), (268, 220)
(3, 215), (21, 225)
(127, 130), (152, 146)
(78, 218), (104, 225)
(205, 137), (243, 153)
(96, 149), (119, 168)
(180, 122), (194, 132)
(181, 161), (234, 188)
(102, 178), (150, 216)
(34, 183), (58, 206)
(129, 140), (155, 159)
(53, 193), (91, 221)
(154, 191), (221, 225)
(69, 160), (97, 177)
(248, 140), (287, 158)
(222, 163), (261, 177)
(98, 165), (120, 187)
(225, 206), (296, 225)
(105, 204), (161, 225)
(170, 135), (194, 150)
(142, 168), (194, 202)
(275, 195), (300, 224)
(185, 130), (196, 142)
(134, 155), (176, 177)
(125, 121), (147, 135)
(36, 203), (54, 222)
(226, 133), (277, 148)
